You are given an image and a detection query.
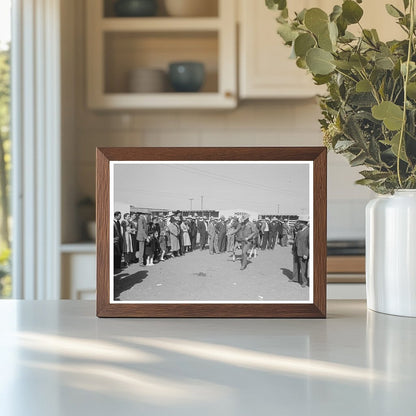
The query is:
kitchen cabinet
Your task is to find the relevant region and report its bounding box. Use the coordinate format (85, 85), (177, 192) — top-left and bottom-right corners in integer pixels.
(238, 0), (404, 99)
(86, 0), (237, 109)
(239, 0), (325, 99)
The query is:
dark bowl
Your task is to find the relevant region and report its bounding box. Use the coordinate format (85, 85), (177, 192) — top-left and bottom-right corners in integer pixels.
(114, 0), (158, 17)
(168, 62), (205, 93)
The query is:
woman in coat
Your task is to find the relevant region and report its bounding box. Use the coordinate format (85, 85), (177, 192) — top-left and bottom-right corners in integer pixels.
(121, 213), (134, 265)
(181, 219), (191, 253)
(168, 216), (180, 256)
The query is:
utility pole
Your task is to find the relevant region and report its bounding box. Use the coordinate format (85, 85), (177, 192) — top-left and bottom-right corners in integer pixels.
(189, 198), (194, 211)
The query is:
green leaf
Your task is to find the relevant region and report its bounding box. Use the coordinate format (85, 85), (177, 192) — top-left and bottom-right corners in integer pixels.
(277, 23), (298, 43)
(294, 33), (316, 58)
(375, 55), (395, 70)
(333, 60), (353, 70)
(350, 151), (368, 167)
(306, 48), (335, 75)
(313, 74), (332, 85)
(350, 54), (368, 70)
(296, 8), (307, 23)
(372, 101), (404, 131)
(304, 8), (329, 35)
(330, 5), (342, 22)
(266, 0), (287, 11)
(342, 0), (364, 24)
(385, 4), (404, 18)
(339, 31), (356, 43)
(296, 57), (308, 69)
(382, 132), (408, 162)
(407, 82), (416, 99)
(356, 79), (372, 92)
(318, 27), (334, 52)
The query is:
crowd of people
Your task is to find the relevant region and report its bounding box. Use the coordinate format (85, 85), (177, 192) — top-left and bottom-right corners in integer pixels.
(113, 210), (309, 286)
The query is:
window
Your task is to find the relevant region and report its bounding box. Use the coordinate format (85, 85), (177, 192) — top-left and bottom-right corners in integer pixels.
(0, 0), (11, 298)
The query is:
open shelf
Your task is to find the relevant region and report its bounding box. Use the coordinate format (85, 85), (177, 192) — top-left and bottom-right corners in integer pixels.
(87, 0), (236, 109)
(101, 17), (221, 31)
(104, 31), (218, 94)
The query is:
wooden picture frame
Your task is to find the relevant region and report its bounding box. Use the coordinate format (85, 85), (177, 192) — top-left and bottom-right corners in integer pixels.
(96, 147), (327, 318)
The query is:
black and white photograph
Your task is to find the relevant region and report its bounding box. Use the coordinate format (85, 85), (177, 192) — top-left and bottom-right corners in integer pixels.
(110, 161), (313, 304)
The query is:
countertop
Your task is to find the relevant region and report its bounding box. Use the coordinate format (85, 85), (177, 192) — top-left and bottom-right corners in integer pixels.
(0, 300), (415, 415)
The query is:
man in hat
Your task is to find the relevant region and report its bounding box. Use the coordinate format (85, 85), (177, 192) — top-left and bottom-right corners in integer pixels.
(207, 217), (216, 255)
(281, 218), (290, 247)
(136, 211), (148, 266)
(236, 214), (257, 270)
(269, 217), (279, 249)
(293, 217), (309, 287)
(113, 211), (123, 272)
(197, 215), (208, 250)
(260, 218), (270, 250)
(189, 215), (198, 251)
(216, 215), (227, 253)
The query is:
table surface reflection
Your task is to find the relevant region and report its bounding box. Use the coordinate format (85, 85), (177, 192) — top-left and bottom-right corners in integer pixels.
(0, 300), (415, 415)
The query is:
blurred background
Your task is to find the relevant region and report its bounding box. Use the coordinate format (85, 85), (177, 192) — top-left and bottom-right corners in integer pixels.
(0, 0), (403, 300)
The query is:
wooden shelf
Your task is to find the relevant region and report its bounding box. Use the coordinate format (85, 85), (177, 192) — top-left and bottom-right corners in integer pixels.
(327, 256), (365, 274)
(101, 17), (221, 32)
(89, 92), (235, 110)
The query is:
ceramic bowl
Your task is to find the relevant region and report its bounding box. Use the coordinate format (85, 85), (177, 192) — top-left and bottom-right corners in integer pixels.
(168, 62), (205, 92)
(114, 0), (158, 17)
(128, 68), (167, 93)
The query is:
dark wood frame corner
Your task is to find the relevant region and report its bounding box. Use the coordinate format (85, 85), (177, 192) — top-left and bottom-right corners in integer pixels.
(96, 147), (327, 318)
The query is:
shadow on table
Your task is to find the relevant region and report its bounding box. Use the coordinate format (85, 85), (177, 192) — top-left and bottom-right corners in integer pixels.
(114, 270), (149, 300)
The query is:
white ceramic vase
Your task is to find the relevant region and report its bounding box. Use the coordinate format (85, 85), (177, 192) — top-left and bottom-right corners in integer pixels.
(366, 190), (416, 317)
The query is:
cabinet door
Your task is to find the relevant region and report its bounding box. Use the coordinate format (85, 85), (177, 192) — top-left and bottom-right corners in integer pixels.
(239, 0), (404, 99)
(239, 0), (325, 99)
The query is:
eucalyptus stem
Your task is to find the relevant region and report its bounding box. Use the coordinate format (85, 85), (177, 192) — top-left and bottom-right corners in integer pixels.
(397, 0), (415, 188)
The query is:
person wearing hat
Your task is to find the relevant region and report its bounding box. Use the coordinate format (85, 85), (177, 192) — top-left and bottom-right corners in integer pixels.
(260, 217), (270, 250)
(293, 218), (309, 287)
(207, 217), (217, 255)
(236, 214), (257, 270)
(168, 216), (180, 256)
(188, 216), (198, 251)
(216, 215), (227, 253)
(197, 216), (208, 250)
(281, 218), (290, 247)
(269, 217), (279, 249)
(136, 212), (148, 266)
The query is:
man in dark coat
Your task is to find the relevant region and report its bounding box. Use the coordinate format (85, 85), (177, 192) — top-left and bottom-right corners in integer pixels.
(197, 216), (208, 250)
(113, 211), (123, 272)
(293, 220), (309, 287)
(216, 216), (227, 252)
(269, 217), (279, 249)
(236, 214), (257, 270)
(189, 217), (198, 251)
(260, 218), (270, 250)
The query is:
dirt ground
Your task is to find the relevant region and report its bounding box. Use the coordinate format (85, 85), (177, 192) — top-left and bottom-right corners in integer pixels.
(114, 245), (310, 302)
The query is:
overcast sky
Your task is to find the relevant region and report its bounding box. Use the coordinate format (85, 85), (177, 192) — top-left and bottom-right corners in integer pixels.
(113, 162), (310, 215)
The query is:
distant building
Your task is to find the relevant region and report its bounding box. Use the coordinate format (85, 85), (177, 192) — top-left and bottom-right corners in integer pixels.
(219, 209), (259, 220)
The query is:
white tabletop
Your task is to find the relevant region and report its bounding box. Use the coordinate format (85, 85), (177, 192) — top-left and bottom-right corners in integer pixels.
(0, 300), (415, 415)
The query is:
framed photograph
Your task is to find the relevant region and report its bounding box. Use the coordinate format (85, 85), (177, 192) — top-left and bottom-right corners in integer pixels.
(96, 147), (327, 318)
